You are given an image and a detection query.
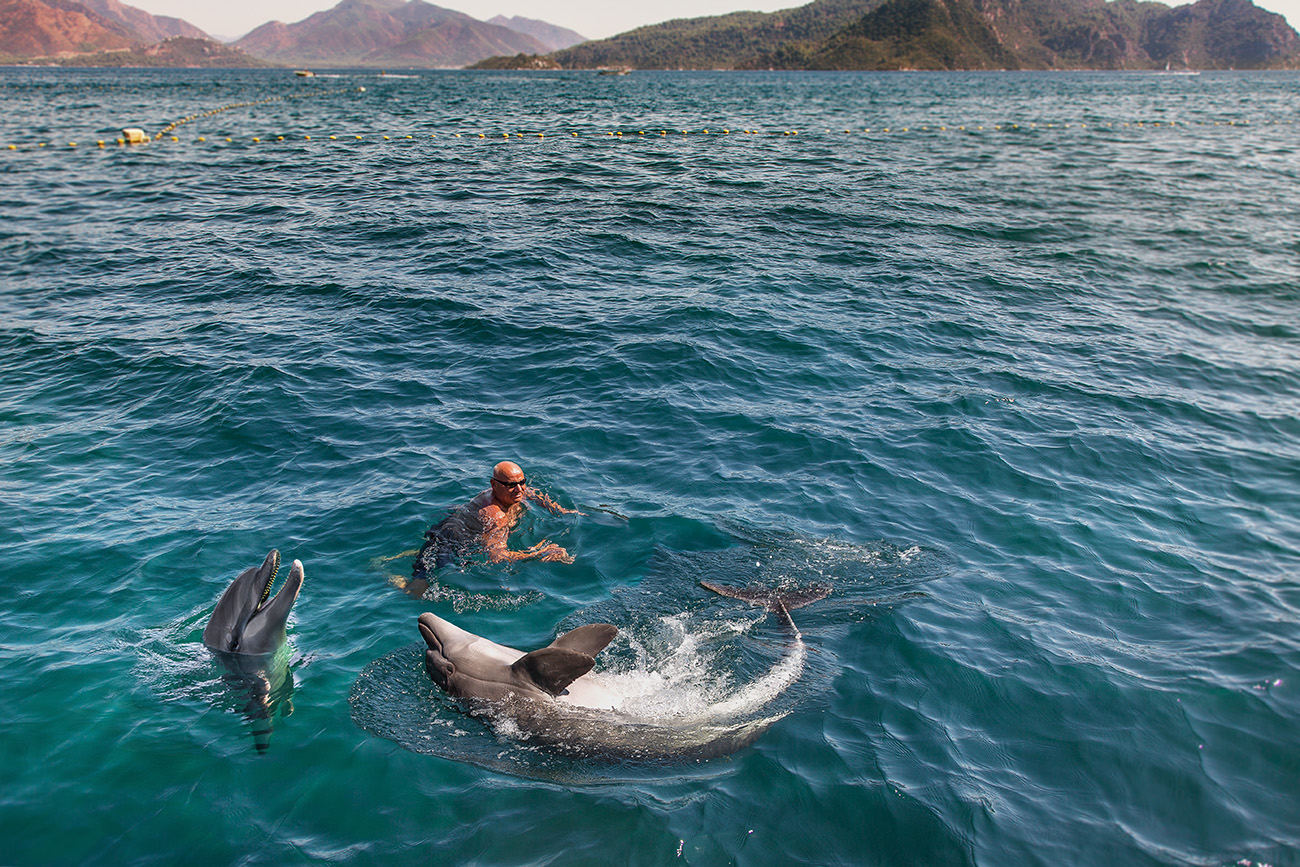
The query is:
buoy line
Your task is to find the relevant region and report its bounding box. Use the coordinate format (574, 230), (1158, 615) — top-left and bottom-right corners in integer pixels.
(150, 85), (364, 142)
(2, 84), (363, 152)
(4, 116), (1287, 153)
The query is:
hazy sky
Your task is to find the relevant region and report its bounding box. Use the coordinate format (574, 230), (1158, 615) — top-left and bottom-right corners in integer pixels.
(131, 0), (1299, 43)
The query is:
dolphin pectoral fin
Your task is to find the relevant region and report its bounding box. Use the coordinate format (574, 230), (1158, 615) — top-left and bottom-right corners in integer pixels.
(511, 648), (596, 697)
(550, 624), (618, 657)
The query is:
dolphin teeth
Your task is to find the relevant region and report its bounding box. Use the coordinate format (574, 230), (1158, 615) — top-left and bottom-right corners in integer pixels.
(258, 552), (281, 609)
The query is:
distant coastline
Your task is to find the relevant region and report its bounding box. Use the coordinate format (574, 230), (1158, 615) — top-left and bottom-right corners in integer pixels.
(2, 0), (1297, 71)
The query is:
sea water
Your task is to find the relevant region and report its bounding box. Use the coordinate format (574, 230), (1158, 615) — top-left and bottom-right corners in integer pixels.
(1, 67), (1298, 866)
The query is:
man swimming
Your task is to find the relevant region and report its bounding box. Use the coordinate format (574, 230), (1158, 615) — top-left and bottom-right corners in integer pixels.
(472, 461), (577, 564)
(410, 461), (577, 587)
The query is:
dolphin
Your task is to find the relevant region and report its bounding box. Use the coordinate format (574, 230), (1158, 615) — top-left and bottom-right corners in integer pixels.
(416, 581), (830, 761)
(203, 550), (304, 752)
(203, 549), (303, 654)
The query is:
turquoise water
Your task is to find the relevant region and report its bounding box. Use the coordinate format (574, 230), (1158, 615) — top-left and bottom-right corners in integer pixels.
(2, 67), (1299, 865)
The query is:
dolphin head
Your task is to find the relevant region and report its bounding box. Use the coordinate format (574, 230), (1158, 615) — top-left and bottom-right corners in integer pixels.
(203, 550), (304, 655)
(418, 612), (616, 704)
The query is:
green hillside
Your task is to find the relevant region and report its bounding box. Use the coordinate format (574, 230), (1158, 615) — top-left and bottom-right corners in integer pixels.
(548, 0), (1299, 70)
(553, 0), (882, 69)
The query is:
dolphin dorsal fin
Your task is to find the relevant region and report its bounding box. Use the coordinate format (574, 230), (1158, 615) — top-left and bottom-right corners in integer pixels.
(550, 624), (617, 657)
(511, 648), (596, 697)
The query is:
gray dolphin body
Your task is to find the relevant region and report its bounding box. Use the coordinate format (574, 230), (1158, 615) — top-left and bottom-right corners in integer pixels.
(417, 582), (830, 761)
(203, 550), (304, 752)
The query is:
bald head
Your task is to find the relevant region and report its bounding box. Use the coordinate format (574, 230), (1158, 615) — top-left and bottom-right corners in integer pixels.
(493, 461), (523, 482)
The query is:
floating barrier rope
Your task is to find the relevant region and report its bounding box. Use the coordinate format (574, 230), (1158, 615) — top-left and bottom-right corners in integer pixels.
(2, 82), (1289, 154)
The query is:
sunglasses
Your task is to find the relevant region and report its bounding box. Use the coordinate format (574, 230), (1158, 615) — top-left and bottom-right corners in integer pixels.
(492, 477), (527, 489)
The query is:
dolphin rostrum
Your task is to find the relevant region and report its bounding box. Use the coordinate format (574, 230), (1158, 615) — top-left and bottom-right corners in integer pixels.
(417, 581), (830, 760)
(203, 549), (303, 655)
(203, 550), (304, 752)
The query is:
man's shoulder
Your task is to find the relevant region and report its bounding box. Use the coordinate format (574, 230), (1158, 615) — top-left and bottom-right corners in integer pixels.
(477, 501), (506, 524)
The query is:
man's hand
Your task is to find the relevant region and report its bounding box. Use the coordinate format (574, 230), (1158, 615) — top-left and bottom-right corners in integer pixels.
(527, 540), (574, 564)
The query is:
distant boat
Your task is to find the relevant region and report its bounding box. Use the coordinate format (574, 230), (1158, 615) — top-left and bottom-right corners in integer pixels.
(295, 70), (316, 77)
(1160, 62), (1199, 75)
(598, 67), (631, 76)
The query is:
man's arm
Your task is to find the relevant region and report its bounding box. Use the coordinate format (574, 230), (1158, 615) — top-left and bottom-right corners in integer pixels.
(528, 490), (582, 516)
(480, 509), (574, 563)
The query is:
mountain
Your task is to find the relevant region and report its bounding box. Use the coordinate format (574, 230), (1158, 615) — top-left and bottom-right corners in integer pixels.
(0, 0), (217, 60)
(1139, 0), (1299, 67)
(47, 35), (274, 66)
(487, 15), (585, 51)
(779, 0), (1300, 69)
(554, 0), (881, 69)
(550, 0), (1298, 69)
(234, 0), (554, 67)
(76, 0), (205, 42)
(1, 0), (134, 56)
(777, 0), (1021, 69)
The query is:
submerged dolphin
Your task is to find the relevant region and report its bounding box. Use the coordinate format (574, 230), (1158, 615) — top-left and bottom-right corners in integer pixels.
(416, 581), (830, 761)
(203, 550), (304, 752)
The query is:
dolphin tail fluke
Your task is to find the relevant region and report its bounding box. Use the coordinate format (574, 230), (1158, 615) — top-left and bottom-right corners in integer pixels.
(700, 582), (831, 611)
(701, 581), (830, 636)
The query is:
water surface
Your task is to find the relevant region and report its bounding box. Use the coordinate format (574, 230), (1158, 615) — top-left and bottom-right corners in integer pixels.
(2, 68), (1298, 866)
